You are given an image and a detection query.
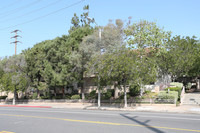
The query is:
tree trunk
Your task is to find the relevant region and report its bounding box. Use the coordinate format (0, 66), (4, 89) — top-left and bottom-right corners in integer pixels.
(97, 76), (101, 108)
(81, 72), (85, 100)
(54, 88), (57, 97)
(124, 82), (127, 108)
(62, 86), (65, 98)
(81, 92), (85, 100)
(140, 83), (143, 96)
(13, 87), (17, 105)
(196, 79), (200, 90)
(37, 76), (41, 98)
(98, 88), (101, 108)
(81, 82), (85, 100)
(37, 89), (40, 98)
(114, 81), (119, 99)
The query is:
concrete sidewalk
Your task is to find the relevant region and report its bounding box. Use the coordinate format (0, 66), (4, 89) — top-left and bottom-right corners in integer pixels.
(1, 102), (200, 114)
(86, 105), (200, 114)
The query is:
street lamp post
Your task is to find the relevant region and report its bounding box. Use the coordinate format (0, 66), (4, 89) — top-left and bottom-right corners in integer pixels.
(87, 17), (102, 108)
(87, 17), (101, 41)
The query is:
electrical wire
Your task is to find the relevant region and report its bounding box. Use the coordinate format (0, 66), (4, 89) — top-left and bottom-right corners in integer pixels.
(0, 0), (23, 10)
(0, 0), (42, 17)
(0, 0), (63, 23)
(0, 0), (86, 30)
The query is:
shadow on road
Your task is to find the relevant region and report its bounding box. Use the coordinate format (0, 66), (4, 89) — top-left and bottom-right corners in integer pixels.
(120, 113), (165, 133)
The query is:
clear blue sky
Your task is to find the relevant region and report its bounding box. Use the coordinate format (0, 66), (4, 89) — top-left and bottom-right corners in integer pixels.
(0, 0), (199, 57)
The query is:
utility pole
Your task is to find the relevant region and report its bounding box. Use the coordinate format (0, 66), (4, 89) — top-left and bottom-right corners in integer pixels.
(11, 30), (21, 55)
(87, 17), (103, 108)
(10, 30), (21, 105)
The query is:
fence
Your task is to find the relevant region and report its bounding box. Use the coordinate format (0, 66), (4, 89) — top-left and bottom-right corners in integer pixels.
(0, 98), (177, 105)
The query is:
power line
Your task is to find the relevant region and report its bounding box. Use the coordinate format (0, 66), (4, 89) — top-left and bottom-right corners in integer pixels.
(0, 0), (42, 17)
(0, 0), (63, 23)
(0, 0), (86, 31)
(0, 0), (23, 10)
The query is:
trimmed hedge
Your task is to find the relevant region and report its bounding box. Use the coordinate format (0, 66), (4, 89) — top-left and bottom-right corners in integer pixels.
(158, 91), (178, 100)
(170, 82), (183, 88)
(0, 96), (7, 99)
(71, 94), (80, 100)
(156, 91), (178, 104)
(165, 87), (182, 100)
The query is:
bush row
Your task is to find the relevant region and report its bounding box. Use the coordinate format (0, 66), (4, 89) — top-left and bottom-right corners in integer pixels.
(0, 96), (7, 99)
(29, 92), (81, 100)
(157, 91), (178, 100)
(164, 87), (182, 100)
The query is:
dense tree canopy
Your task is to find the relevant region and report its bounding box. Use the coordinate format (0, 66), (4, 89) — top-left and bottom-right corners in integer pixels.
(0, 5), (199, 108)
(0, 54), (29, 104)
(156, 36), (199, 80)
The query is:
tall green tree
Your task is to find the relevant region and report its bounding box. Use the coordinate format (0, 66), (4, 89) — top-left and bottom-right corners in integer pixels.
(24, 41), (47, 97)
(89, 46), (157, 108)
(124, 20), (171, 49)
(67, 5), (95, 99)
(0, 54), (29, 104)
(124, 20), (171, 94)
(79, 19), (126, 100)
(24, 35), (76, 98)
(158, 36), (199, 85)
(189, 40), (200, 89)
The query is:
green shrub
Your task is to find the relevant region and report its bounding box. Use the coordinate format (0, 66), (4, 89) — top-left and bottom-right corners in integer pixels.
(0, 96), (7, 99)
(32, 93), (38, 99)
(129, 84), (140, 96)
(102, 89), (114, 100)
(44, 91), (52, 99)
(40, 92), (52, 99)
(65, 95), (71, 99)
(71, 94), (80, 100)
(165, 87), (181, 100)
(186, 83), (192, 89)
(71, 90), (78, 95)
(87, 90), (97, 100)
(156, 91), (178, 104)
(108, 89), (114, 97)
(40, 96), (49, 99)
(119, 93), (130, 100)
(134, 97), (142, 101)
(144, 90), (151, 94)
(170, 82), (183, 88)
(158, 91), (178, 100)
(119, 93), (124, 99)
(52, 95), (63, 99)
(143, 92), (158, 99)
(176, 101), (180, 106)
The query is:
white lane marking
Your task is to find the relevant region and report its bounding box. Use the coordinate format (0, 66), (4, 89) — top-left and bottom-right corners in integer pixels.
(1, 108), (200, 121)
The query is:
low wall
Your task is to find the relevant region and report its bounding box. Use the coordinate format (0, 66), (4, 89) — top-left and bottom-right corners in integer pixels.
(0, 98), (176, 107)
(0, 99), (95, 104)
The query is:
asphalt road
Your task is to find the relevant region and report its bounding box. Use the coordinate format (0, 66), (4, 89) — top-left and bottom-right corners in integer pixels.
(0, 107), (200, 133)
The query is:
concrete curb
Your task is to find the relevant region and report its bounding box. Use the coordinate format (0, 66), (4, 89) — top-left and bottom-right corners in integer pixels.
(1, 103), (200, 115)
(0, 105), (52, 108)
(82, 106), (200, 114)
